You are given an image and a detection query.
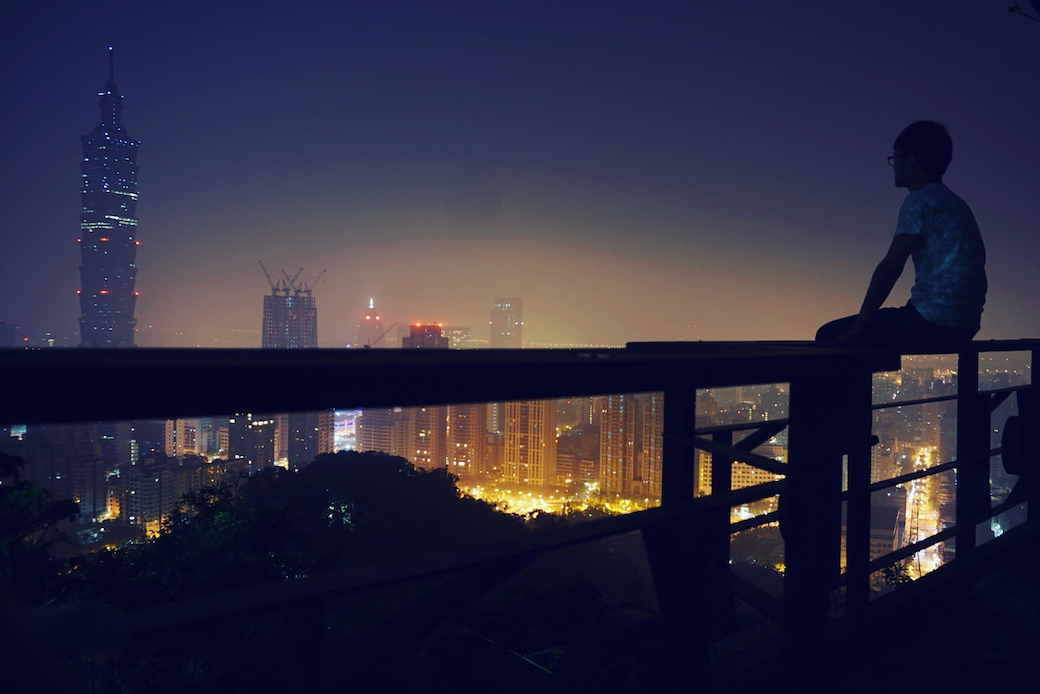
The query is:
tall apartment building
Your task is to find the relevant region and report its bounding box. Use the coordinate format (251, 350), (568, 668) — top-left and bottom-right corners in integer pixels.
(503, 400), (556, 488)
(447, 403), (488, 481)
(636, 393), (664, 502)
(599, 394), (638, 499)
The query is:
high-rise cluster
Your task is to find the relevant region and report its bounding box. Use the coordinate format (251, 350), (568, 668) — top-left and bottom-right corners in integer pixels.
(78, 48), (140, 347)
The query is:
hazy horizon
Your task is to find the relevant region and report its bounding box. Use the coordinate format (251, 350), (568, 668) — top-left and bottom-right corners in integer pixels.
(3, 2), (1038, 347)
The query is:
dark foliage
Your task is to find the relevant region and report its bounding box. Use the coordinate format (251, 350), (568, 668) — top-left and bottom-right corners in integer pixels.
(59, 451), (549, 692)
(5, 450), (653, 693)
(0, 452), (79, 606)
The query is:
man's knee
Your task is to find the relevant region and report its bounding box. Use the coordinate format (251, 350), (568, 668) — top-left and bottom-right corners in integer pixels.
(816, 317), (851, 342)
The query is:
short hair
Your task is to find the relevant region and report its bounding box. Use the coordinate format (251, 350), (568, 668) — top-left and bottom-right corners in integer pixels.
(894, 121), (953, 177)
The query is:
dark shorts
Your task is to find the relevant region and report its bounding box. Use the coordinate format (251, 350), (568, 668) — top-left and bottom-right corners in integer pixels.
(815, 303), (978, 353)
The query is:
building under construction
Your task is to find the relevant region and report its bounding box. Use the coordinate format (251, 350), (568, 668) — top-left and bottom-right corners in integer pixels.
(260, 263), (321, 349)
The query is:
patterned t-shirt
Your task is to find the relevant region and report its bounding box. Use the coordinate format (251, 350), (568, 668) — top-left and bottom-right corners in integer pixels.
(895, 182), (987, 329)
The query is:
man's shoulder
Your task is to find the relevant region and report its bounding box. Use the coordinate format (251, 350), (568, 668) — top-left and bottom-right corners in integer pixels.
(897, 183), (975, 237)
(901, 183), (972, 216)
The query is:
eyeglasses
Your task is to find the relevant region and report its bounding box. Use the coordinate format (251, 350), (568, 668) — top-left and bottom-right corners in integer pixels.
(887, 154), (908, 166)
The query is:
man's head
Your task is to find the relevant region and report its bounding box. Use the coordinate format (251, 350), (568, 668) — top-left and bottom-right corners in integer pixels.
(893, 120), (953, 179)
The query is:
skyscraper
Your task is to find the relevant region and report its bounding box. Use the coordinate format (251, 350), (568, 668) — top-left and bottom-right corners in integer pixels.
(490, 298), (523, 348)
(355, 298), (386, 348)
(78, 48), (141, 347)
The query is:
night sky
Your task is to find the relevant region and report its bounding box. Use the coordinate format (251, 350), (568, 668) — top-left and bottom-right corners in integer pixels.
(2, 1), (1037, 347)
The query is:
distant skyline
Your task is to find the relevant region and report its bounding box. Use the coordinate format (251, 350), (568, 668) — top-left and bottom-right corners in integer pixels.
(2, 2), (1038, 346)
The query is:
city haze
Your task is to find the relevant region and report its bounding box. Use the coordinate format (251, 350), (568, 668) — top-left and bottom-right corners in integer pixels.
(2, 2), (1038, 346)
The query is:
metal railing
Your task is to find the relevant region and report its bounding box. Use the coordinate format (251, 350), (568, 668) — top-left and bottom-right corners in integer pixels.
(4, 340), (1038, 685)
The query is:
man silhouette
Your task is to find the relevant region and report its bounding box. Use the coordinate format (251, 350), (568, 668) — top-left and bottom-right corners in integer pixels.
(816, 121), (986, 352)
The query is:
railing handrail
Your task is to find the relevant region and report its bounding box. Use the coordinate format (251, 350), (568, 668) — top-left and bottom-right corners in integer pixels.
(1, 341), (899, 425)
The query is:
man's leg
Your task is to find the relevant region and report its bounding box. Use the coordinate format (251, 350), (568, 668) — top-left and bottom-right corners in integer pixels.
(817, 304), (977, 352)
(815, 315), (857, 342)
(815, 308), (909, 344)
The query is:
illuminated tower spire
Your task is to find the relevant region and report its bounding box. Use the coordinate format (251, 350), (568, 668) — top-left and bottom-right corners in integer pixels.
(78, 47), (141, 347)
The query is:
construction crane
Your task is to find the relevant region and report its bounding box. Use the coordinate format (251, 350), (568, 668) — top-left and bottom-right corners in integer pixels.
(259, 260), (290, 295)
(364, 321), (398, 349)
(281, 268), (304, 293)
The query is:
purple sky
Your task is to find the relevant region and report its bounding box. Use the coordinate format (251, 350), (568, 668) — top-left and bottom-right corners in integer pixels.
(2, 1), (1038, 347)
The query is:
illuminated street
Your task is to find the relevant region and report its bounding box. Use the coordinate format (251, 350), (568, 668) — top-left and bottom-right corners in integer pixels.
(904, 446), (944, 578)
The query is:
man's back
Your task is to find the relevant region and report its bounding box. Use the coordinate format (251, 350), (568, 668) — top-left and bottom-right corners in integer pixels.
(897, 181), (987, 331)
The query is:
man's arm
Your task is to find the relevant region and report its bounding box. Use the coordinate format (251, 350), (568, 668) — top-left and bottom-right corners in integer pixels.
(836, 234), (922, 341)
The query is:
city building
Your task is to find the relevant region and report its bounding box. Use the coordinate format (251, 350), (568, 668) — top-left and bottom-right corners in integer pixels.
(488, 298), (523, 433)
(442, 325), (472, 349)
(397, 324), (449, 468)
(78, 48), (141, 347)
(596, 393), (664, 503)
(502, 400), (556, 488)
(287, 410), (335, 470)
(355, 298), (387, 348)
(227, 412), (277, 475)
(599, 394), (638, 499)
(356, 408), (405, 457)
(402, 323), (449, 349)
(164, 418), (197, 459)
(260, 267), (318, 349)
(447, 403), (487, 480)
(258, 264), (332, 468)
(405, 405), (447, 471)
(636, 392), (664, 501)
(490, 298), (523, 348)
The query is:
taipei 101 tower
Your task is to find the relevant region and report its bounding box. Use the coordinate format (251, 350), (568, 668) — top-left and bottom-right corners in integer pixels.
(78, 48), (140, 347)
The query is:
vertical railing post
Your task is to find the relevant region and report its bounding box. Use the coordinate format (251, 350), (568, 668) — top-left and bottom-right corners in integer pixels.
(1027, 348), (1040, 521)
(710, 430), (737, 630)
(844, 369), (874, 621)
(662, 387), (697, 505)
(644, 386), (708, 675)
(710, 430), (734, 568)
(956, 350), (989, 557)
(784, 361), (845, 649)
